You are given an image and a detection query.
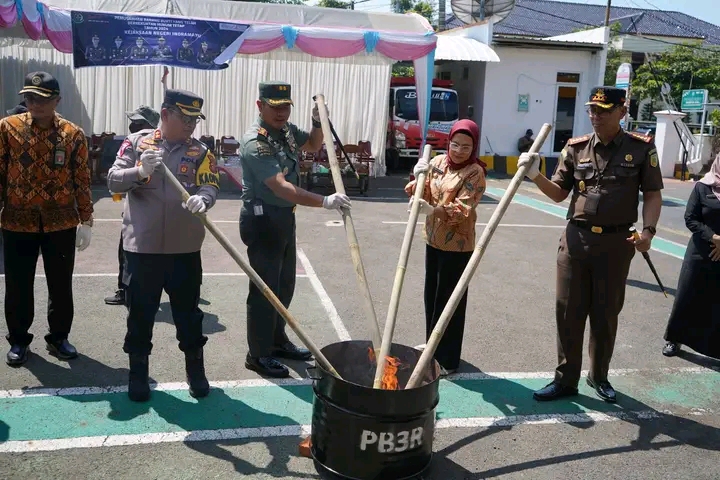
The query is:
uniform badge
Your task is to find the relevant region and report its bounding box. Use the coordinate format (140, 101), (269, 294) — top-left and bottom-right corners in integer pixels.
(625, 154), (633, 162)
(578, 158), (591, 164)
(186, 147), (200, 157)
(179, 164), (189, 174)
(650, 150), (659, 167)
(579, 180), (585, 192)
(31, 75), (42, 85)
(257, 127), (268, 138)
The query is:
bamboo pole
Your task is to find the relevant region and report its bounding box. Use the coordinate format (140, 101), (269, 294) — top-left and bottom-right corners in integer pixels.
(314, 94), (382, 353)
(157, 161), (342, 379)
(405, 123), (553, 389)
(372, 144), (432, 389)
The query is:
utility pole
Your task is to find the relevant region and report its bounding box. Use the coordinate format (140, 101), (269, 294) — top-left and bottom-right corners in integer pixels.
(605, 0), (611, 26)
(350, 0), (370, 9)
(438, 0), (445, 31)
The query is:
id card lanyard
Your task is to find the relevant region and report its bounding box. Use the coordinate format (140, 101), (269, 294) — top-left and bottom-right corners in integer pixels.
(589, 135), (622, 193)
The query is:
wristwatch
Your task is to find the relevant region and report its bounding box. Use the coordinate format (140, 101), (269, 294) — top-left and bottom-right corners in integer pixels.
(643, 226), (656, 236)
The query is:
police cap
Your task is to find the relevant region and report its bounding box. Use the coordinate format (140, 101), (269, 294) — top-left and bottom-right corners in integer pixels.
(162, 89), (206, 120)
(19, 71), (60, 98)
(126, 105), (160, 128)
(586, 86), (626, 109)
(259, 81), (293, 107)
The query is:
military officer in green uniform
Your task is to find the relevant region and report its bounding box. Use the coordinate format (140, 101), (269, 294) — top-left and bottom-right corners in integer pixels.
(239, 81), (351, 378)
(518, 86), (663, 403)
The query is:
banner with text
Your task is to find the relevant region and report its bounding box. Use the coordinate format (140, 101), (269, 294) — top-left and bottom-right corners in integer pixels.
(70, 10), (249, 70)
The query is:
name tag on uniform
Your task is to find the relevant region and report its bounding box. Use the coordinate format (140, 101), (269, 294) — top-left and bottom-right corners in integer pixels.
(253, 204), (264, 216)
(54, 147), (66, 166)
(432, 166), (443, 175)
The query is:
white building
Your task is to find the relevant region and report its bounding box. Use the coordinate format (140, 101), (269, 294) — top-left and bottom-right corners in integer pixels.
(434, 23), (608, 171)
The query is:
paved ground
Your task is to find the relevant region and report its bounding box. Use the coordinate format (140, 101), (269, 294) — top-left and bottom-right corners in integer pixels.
(1, 173), (719, 480)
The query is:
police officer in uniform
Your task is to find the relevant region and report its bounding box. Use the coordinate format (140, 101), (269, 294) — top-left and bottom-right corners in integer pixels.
(110, 36), (126, 63)
(153, 37), (173, 60)
(177, 39), (194, 63)
(107, 89), (219, 402)
(131, 38), (149, 60)
(196, 41), (213, 65)
(240, 81), (351, 378)
(518, 87), (663, 403)
(85, 34), (106, 62)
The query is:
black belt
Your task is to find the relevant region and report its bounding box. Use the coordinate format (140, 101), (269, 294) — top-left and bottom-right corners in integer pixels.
(569, 219), (632, 234)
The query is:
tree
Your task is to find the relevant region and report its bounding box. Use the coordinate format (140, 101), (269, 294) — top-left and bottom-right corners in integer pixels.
(632, 44), (720, 109)
(317, 0), (351, 8)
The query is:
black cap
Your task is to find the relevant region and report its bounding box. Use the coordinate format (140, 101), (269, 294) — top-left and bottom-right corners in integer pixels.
(163, 89), (205, 119)
(18, 71), (60, 98)
(6, 101), (27, 116)
(586, 86), (626, 109)
(259, 81), (293, 106)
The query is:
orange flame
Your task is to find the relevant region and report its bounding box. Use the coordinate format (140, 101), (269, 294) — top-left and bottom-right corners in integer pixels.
(368, 347), (400, 390)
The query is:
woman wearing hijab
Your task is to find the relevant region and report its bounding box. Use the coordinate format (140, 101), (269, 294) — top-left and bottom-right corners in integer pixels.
(405, 119), (487, 375)
(662, 154), (720, 360)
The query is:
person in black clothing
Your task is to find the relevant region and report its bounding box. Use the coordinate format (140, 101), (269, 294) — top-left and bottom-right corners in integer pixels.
(104, 106), (160, 305)
(662, 154), (720, 360)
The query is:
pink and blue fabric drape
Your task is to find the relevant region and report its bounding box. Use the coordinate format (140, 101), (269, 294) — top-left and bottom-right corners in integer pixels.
(0, 0), (437, 149)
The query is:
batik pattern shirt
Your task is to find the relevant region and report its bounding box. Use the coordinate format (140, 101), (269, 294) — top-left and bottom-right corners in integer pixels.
(405, 154), (486, 252)
(0, 113), (93, 233)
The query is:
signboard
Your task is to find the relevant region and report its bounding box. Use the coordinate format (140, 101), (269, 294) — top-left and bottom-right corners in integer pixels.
(681, 89), (708, 112)
(518, 94), (529, 112)
(615, 63), (632, 89)
(70, 10), (248, 70)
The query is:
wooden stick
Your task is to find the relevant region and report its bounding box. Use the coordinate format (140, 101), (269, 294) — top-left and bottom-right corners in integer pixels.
(157, 161), (342, 379)
(314, 94), (382, 353)
(372, 144), (432, 389)
(405, 123), (553, 389)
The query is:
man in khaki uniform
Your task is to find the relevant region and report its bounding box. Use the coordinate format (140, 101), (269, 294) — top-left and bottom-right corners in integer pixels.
(518, 86), (663, 403)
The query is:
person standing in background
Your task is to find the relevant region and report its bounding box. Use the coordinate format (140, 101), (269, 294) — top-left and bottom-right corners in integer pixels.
(662, 154), (720, 360)
(1, 72), (93, 366)
(105, 105), (160, 306)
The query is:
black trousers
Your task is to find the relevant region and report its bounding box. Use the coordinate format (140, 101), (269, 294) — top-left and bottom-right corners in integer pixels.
(424, 244), (472, 371)
(117, 233), (125, 291)
(3, 228), (77, 347)
(239, 202), (295, 358)
(122, 250), (207, 356)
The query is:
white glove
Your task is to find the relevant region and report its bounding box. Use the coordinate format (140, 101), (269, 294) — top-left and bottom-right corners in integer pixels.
(183, 195), (207, 214)
(323, 193), (351, 211)
(408, 197), (435, 216)
(518, 152), (540, 180)
(312, 103), (329, 123)
(138, 149), (162, 179)
(413, 157), (430, 178)
(75, 223), (92, 251)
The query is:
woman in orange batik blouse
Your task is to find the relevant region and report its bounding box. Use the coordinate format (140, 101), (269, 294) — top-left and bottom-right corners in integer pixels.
(405, 119), (486, 376)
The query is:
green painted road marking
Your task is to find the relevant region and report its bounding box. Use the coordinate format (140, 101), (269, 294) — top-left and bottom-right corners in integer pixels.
(1, 371), (718, 443)
(485, 187), (687, 260)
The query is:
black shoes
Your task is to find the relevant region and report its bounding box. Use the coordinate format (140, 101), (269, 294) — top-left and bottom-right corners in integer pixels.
(46, 339), (78, 360)
(105, 289), (125, 306)
(6, 345), (29, 366)
(127, 348), (211, 402)
(245, 355), (290, 378)
(272, 342), (313, 361)
(586, 378), (617, 403)
(128, 354), (151, 402)
(185, 349), (210, 399)
(533, 381), (579, 401)
(662, 341), (680, 357)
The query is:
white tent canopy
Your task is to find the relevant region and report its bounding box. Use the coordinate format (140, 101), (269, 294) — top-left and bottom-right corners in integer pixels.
(0, 0), (437, 174)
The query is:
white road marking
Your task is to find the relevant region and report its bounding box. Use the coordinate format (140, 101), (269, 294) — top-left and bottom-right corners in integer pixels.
(0, 273), (308, 279)
(2, 409), (715, 453)
(382, 221), (565, 228)
(2, 366), (714, 399)
(296, 248), (351, 341)
(94, 218), (238, 224)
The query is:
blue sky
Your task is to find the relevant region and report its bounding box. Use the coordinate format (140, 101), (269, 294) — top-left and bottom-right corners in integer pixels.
(311, 0), (720, 29)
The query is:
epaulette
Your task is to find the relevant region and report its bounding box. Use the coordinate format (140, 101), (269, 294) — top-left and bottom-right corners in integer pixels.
(567, 134), (592, 146)
(626, 131), (653, 143)
(257, 127), (268, 139)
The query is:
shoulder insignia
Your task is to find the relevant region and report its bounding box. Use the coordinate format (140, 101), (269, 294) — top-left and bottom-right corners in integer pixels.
(627, 131), (653, 143)
(256, 139), (273, 156)
(649, 148), (659, 168)
(567, 134), (592, 146)
(257, 127), (268, 138)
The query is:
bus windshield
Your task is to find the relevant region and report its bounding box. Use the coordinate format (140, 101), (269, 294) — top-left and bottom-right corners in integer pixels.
(394, 89), (459, 122)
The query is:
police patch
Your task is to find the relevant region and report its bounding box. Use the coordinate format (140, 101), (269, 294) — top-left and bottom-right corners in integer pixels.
(650, 150), (659, 168)
(118, 138), (132, 157)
